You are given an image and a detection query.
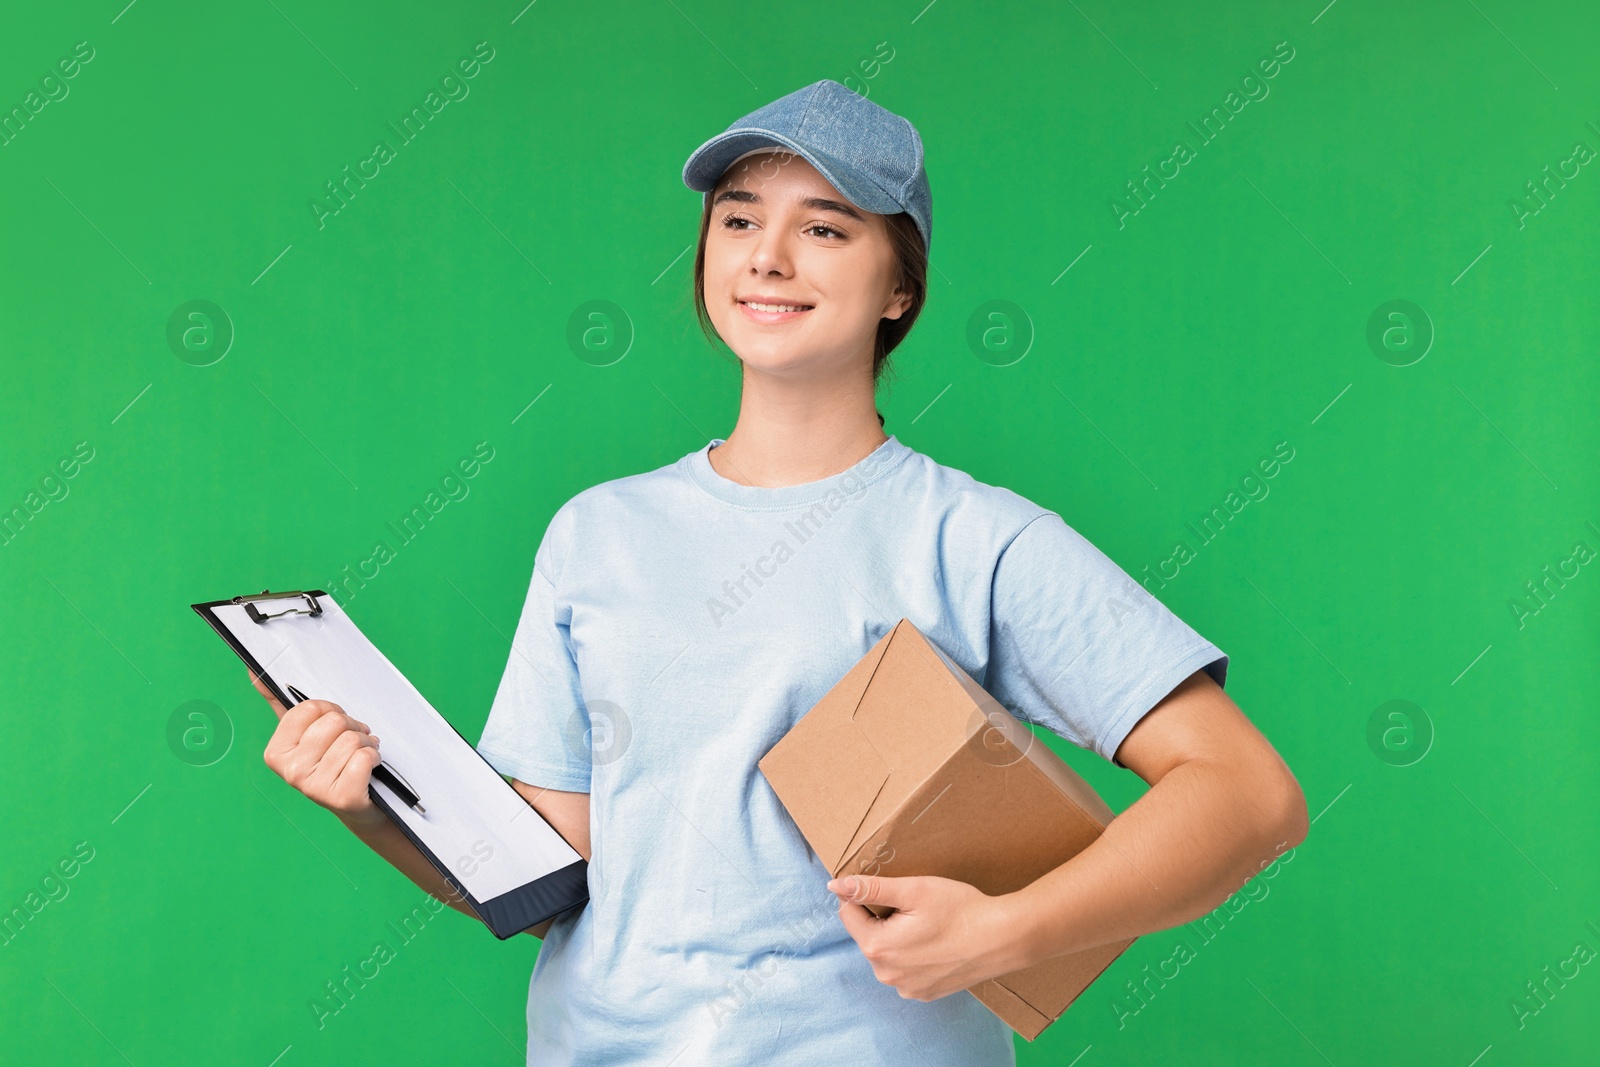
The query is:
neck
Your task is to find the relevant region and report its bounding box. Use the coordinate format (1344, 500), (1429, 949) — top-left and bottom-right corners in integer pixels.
(709, 365), (887, 488)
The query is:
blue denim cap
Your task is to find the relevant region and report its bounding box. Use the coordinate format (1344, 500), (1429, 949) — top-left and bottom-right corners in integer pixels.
(682, 79), (932, 254)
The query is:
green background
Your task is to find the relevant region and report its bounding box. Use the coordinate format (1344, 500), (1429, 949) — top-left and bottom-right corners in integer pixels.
(2, 0), (1596, 1063)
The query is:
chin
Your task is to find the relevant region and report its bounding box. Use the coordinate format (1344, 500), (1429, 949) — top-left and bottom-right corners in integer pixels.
(728, 338), (812, 374)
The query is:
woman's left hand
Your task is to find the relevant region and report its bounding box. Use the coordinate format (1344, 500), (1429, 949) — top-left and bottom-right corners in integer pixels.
(826, 873), (1033, 1001)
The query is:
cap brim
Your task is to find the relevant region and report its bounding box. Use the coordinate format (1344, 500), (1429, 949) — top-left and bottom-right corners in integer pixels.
(682, 128), (903, 216)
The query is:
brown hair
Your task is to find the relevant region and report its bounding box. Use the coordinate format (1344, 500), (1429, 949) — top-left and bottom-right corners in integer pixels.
(688, 176), (928, 399)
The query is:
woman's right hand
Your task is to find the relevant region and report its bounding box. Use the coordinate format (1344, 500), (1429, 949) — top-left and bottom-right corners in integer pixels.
(250, 669), (386, 828)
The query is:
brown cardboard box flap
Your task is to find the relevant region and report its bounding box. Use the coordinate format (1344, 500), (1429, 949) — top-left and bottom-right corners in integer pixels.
(969, 977), (1051, 1041)
(764, 717), (890, 874)
(835, 744), (1110, 898)
(759, 621), (976, 872)
(976, 937), (1135, 1039)
(837, 631), (986, 865)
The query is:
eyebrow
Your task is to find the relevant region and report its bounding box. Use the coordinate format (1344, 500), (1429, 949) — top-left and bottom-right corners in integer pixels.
(710, 188), (867, 223)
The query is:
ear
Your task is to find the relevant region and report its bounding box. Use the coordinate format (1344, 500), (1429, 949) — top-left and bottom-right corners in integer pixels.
(882, 283), (913, 322)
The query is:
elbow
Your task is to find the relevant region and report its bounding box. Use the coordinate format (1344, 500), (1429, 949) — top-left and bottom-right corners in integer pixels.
(1235, 737), (1308, 855)
(1267, 768), (1309, 852)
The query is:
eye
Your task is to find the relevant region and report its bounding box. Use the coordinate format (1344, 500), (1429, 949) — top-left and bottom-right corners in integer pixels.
(717, 214), (846, 240)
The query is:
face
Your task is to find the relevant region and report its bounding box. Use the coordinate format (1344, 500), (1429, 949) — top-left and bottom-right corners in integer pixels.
(703, 150), (910, 381)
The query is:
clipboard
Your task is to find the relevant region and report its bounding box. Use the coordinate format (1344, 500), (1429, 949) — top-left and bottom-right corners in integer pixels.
(191, 588), (589, 939)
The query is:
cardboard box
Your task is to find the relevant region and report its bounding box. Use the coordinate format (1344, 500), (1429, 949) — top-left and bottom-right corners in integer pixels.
(758, 618), (1135, 1041)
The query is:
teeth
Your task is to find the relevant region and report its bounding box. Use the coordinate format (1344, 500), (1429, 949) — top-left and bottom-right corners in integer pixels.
(743, 301), (811, 313)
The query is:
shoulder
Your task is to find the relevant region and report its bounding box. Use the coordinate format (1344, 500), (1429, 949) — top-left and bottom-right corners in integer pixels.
(896, 445), (1055, 544)
(536, 453), (689, 580)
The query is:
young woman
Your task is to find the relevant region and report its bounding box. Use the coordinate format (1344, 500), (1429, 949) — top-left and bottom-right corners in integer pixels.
(254, 80), (1307, 1065)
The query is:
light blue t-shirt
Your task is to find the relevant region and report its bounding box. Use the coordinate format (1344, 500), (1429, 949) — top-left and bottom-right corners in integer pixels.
(475, 434), (1228, 1066)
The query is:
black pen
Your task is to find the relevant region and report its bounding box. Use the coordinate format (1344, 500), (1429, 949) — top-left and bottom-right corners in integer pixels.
(285, 684), (426, 813)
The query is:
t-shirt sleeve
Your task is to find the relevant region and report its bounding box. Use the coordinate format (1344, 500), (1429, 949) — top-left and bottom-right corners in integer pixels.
(475, 506), (593, 792)
(983, 511), (1229, 766)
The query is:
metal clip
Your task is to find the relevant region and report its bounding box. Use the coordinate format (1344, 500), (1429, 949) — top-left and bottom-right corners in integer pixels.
(235, 589), (323, 624)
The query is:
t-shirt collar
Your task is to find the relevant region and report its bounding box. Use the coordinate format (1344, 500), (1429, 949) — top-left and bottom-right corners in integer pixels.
(686, 434), (912, 510)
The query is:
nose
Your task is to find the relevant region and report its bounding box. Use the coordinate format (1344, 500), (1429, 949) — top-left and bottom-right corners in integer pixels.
(745, 223), (796, 277)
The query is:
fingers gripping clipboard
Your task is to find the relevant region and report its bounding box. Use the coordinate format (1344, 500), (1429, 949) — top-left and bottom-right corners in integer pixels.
(192, 589), (588, 938)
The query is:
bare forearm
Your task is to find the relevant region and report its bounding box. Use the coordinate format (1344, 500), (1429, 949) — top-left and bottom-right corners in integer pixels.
(1005, 756), (1307, 966)
(337, 813), (480, 921)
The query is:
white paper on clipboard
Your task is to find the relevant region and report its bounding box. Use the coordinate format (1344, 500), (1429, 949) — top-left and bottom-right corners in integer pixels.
(211, 593), (581, 901)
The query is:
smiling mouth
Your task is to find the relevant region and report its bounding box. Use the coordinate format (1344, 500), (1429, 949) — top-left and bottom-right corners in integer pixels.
(739, 300), (815, 313)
